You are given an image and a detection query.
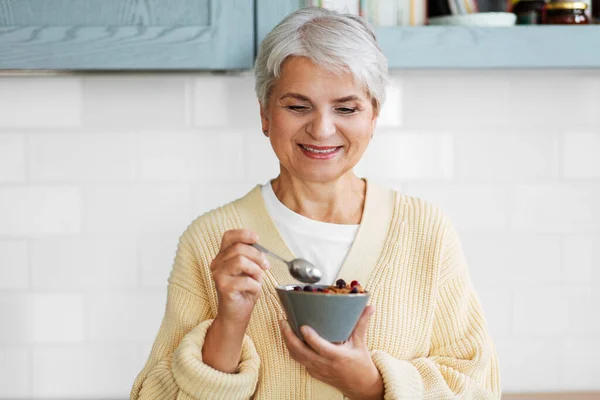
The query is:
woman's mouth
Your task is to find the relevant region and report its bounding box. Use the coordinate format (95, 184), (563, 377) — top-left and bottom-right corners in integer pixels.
(298, 144), (342, 160)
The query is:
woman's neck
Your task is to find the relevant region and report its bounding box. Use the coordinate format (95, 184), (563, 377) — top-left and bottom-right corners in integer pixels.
(270, 171), (366, 225)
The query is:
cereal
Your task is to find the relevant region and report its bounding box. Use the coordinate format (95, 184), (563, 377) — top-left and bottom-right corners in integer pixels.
(292, 279), (366, 294)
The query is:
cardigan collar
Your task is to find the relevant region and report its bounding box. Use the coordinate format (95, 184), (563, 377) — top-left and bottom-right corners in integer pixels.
(234, 179), (396, 288)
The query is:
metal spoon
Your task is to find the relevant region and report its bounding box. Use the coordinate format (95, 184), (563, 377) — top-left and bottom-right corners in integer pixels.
(252, 243), (322, 284)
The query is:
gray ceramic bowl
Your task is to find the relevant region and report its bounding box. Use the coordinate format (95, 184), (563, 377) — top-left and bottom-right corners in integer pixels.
(276, 284), (370, 343)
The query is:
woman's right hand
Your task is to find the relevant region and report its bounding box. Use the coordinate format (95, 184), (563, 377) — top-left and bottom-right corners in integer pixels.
(210, 229), (270, 327)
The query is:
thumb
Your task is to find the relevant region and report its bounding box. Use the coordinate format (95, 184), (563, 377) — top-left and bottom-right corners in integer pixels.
(351, 305), (375, 343)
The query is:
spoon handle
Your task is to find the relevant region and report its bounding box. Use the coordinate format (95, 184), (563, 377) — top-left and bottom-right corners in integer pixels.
(252, 243), (289, 265)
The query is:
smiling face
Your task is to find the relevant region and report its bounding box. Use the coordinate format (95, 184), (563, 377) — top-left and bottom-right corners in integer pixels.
(260, 56), (378, 184)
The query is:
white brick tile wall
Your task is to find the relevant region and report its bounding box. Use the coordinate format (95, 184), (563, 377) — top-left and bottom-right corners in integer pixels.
(0, 134), (26, 182)
(562, 338), (600, 389)
(82, 184), (191, 234)
(31, 294), (85, 343)
(563, 132), (600, 179)
(513, 287), (570, 336)
(242, 134), (281, 183)
(190, 181), (258, 217)
(454, 132), (558, 182)
(461, 233), (562, 286)
(400, 71), (510, 128)
(82, 76), (187, 129)
(0, 241), (29, 289)
(0, 346), (30, 397)
(1, 71), (600, 396)
(87, 290), (166, 342)
(495, 338), (562, 392)
(0, 77), (82, 128)
(356, 133), (453, 180)
(29, 133), (136, 182)
(563, 235), (600, 284)
(30, 237), (137, 290)
(0, 187), (81, 235)
(32, 344), (140, 398)
(511, 184), (600, 233)
(377, 77), (402, 128)
(566, 288), (600, 336)
(403, 184), (508, 232)
(194, 78), (230, 127)
(194, 75), (261, 130)
(139, 234), (179, 288)
(0, 294), (31, 344)
(474, 287), (512, 339)
(507, 71), (599, 127)
(138, 132), (244, 182)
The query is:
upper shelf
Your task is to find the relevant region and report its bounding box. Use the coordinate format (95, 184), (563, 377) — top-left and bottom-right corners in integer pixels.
(375, 26), (600, 69)
(256, 1), (600, 70)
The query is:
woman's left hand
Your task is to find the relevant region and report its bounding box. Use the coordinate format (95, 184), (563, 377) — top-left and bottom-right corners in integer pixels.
(279, 305), (384, 400)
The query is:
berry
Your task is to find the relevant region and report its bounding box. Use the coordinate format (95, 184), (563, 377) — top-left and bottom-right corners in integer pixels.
(303, 285), (313, 292)
(293, 286), (302, 291)
(350, 280), (359, 287)
(336, 279), (346, 289)
(312, 288), (318, 292)
(323, 289), (331, 293)
(317, 288), (325, 292)
(350, 286), (359, 294)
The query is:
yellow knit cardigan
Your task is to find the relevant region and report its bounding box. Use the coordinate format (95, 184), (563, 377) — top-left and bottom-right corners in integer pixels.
(131, 181), (501, 399)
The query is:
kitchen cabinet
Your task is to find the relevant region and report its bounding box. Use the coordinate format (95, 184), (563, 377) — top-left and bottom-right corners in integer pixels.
(1, 0), (599, 70)
(0, 0), (254, 70)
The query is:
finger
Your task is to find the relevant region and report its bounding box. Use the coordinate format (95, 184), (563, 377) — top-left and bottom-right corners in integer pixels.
(220, 229), (259, 252)
(219, 275), (262, 297)
(350, 305), (375, 343)
(279, 320), (319, 363)
(231, 275), (262, 295)
(223, 257), (263, 283)
(221, 242), (270, 271)
(300, 325), (341, 358)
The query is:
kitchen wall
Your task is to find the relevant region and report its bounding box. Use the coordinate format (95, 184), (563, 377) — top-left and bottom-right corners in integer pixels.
(0, 70), (599, 398)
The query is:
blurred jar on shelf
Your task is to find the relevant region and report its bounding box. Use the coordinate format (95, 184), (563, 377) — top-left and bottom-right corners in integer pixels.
(511, 0), (548, 24)
(543, 1), (590, 23)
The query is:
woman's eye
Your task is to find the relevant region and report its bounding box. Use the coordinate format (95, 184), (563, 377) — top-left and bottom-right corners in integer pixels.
(337, 107), (356, 114)
(287, 105), (309, 111)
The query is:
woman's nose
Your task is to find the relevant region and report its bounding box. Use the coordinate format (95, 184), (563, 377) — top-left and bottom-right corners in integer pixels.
(306, 112), (336, 140)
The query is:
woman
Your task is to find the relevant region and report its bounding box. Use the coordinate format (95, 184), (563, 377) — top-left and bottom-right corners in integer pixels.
(131, 7), (500, 400)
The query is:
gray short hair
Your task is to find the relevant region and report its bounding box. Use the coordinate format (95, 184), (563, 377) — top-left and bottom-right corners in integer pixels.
(254, 7), (388, 113)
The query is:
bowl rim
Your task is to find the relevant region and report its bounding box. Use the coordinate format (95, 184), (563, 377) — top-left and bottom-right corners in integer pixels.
(275, 284), (370, 297)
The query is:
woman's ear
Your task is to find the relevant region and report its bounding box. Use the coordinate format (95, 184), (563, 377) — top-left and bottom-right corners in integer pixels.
(259, 100), (269, 135)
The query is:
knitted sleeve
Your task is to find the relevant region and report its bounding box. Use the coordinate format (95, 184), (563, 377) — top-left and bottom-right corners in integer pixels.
(371, 220), (501, 400)
(130, 222), (261, 400)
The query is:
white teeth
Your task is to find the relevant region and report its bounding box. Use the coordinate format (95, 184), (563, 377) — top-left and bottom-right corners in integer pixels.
(301, 145), (338, 154)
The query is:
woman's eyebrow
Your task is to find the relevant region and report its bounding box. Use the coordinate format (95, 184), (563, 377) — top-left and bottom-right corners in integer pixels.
(333, 95), (361, 103)
(280, 92), (311, 101)
(280, 93), (363, 103)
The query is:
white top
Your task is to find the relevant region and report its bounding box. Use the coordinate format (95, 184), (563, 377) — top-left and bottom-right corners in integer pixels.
(261, 181), (359, 285)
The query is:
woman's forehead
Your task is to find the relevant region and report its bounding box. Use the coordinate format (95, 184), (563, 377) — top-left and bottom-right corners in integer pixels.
(274, 57), (368, 100)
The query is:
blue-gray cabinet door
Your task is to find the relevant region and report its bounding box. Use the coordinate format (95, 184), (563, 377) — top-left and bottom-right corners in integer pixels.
(0, 0), (254, 70)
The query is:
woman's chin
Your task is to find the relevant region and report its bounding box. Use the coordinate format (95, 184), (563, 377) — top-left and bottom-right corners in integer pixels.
(288, 168), (353, 183)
